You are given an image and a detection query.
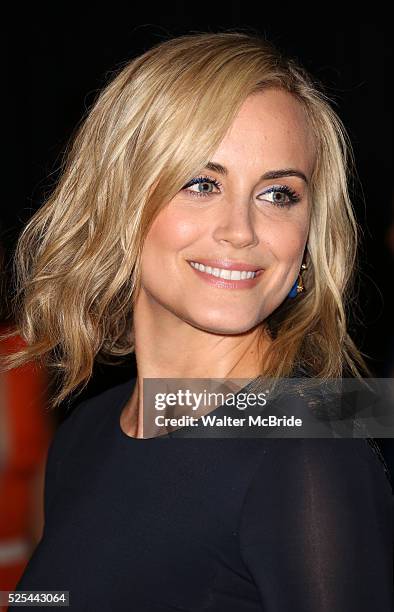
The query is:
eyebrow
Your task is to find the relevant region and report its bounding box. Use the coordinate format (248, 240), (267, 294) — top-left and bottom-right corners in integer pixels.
(204, 161), (309, 185)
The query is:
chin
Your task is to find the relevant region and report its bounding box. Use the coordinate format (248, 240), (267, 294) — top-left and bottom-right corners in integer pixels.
(187, 313), (261, 336)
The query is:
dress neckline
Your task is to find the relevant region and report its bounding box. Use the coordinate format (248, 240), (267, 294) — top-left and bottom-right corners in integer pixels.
(116, 375), (265, 442)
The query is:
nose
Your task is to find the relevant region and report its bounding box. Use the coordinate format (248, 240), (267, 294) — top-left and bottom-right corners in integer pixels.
(212, 197), (258, 248)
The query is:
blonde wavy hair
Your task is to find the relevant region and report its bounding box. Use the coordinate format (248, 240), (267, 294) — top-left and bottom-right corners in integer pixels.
(0, 30), (371, 409)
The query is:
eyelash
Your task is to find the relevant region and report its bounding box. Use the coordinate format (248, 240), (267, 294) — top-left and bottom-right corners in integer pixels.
(182, 175), (301, 208)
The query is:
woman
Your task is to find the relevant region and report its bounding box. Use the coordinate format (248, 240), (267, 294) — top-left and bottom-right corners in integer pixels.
(1, 31), (393, 610)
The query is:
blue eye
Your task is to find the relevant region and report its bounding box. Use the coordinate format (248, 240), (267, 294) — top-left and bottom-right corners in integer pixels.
(182, 176), (222, 198)
(181, 176), (301, 208)
(258, 185), (301, 208)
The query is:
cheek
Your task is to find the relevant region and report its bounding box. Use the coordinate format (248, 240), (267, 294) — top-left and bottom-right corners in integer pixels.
(141, 208), (205, 286)
(261, 217), (309, 262)
(145, 208), (201, 254)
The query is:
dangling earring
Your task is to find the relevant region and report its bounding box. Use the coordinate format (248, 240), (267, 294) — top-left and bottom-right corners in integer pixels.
(288, 263), (307, 298)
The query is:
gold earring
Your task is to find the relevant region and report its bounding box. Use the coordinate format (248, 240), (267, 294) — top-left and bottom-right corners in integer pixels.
(296, 262), (308, 294)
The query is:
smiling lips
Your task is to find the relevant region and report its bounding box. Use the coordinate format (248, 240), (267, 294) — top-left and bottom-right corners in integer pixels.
(189, 261), (260, 280)
(187, 258), (263, 285)
(188, 258), (262, 272)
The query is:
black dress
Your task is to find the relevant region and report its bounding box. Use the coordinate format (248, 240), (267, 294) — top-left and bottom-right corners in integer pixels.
(10, 376), (394, 611)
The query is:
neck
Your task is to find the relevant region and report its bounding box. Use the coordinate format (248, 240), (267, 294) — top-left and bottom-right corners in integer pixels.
(120, 289), (272, 438)
(132, 288), (272, 380)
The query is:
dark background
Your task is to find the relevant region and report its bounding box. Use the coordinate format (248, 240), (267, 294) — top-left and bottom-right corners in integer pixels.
(3, 14), (393, 460)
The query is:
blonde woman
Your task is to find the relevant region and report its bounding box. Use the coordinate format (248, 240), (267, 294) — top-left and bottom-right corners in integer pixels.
(1, 31), (393, 611)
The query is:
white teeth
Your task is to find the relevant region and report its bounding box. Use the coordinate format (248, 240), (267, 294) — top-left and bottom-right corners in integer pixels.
(220, 269), (231, 280)
(189, 261), (257, 280)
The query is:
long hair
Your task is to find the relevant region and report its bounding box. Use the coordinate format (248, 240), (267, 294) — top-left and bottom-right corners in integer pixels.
(0, 30), (371, 409)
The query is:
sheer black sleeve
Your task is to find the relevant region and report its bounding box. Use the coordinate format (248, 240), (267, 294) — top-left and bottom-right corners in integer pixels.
(239, 438), (393, 611)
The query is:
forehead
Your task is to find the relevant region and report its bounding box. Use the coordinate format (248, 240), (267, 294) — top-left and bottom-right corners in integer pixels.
(215, 88), (316, 177)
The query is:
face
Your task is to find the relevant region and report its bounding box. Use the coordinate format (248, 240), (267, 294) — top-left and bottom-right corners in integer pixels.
(139, 88), (316, 334)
